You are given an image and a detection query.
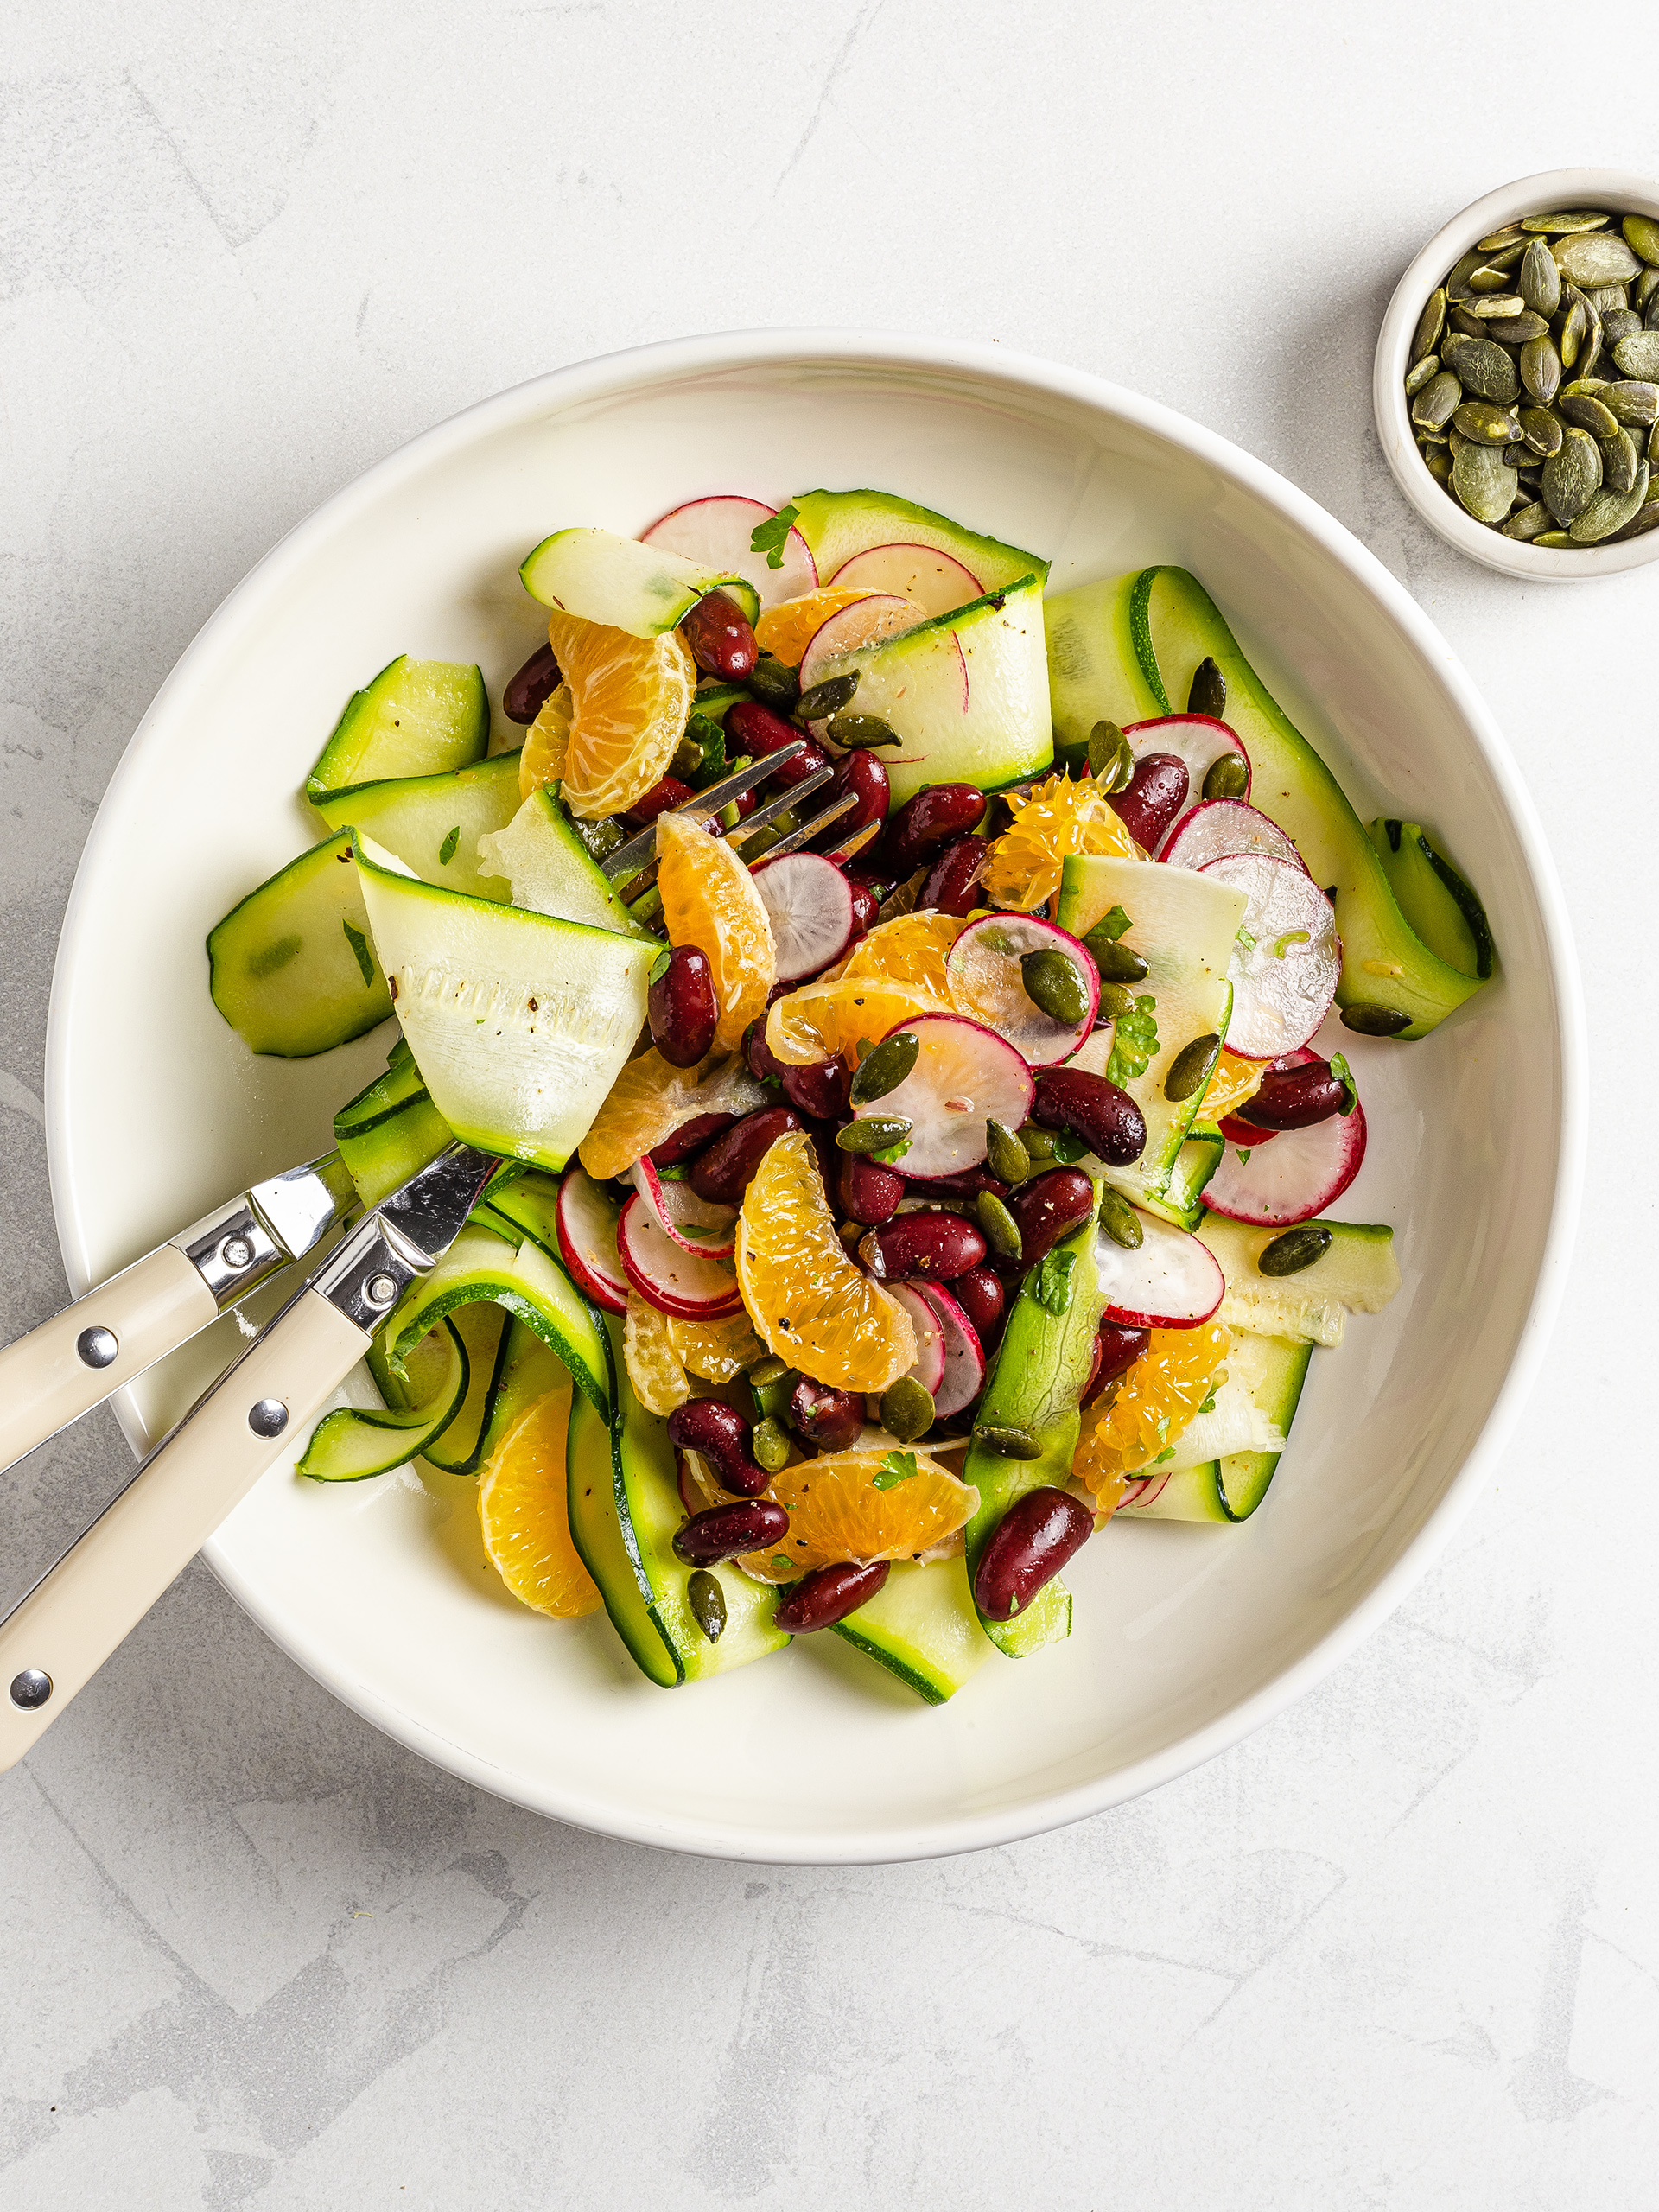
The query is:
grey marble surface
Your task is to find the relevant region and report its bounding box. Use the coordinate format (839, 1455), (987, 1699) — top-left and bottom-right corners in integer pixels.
(3, 3), (1656, 2205)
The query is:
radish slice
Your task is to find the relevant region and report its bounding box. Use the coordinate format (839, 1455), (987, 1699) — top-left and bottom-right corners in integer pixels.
(864, 1012), (1034, 1179)
(639, 495), (816, 607)
(1095, 1211), (1225, 1329)
(1162, 798), (1307, 875)
(556, 1166), (630, 1314)
(1124, 717), (1249, 851)
(751, 852), (857, 982)
(1198, 854), (1340, 1058)
(945, 913), (1100, 1067)
(616, 1192), (743, 1319)
(884, 1284), (947, 1395)
(829, 543), (981, 618)
(1205, 1097), (1368, 1226)
(798, 594), (927, 694)
(914, 1283), (985, 1418)
(629, 1157), (737, 1257)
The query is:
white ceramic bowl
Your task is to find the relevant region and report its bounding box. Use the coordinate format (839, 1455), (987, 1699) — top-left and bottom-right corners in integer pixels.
(1375, 167), (1659, 579)
(46, 334), (1582, 1863)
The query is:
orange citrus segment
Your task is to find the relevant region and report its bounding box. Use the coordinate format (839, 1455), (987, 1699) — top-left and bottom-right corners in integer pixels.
(543, 611), (696, 819)
(657, 813), (775, 1052)
(518, 681), (573, 799)
(738, 1448), (977, 1580)
(766, 974), (943, 1068)
(1198, 1049), (1266, 1122)
(735, 1130), (916, 1390)
(1072, 1324), (1231, 1503)
(840, 911), (971, 1002)
(667, 1307), (764, 1383)
(477, 1379), (601, 1618)
(753, 586), (880, 668)
(577, 1048), (763, 1180)
(982, 772), (1140, 912)
(624, 1294), (690, 1415)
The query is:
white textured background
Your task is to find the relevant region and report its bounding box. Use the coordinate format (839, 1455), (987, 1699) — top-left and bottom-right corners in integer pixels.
(3, 4), (1656, 2206)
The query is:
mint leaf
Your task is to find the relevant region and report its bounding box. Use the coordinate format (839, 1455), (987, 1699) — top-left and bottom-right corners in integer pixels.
(1032, 1246), (1076, 1316)
(1083, 904), (1133, 955)
(648, 949), (672, 986)
(873, 1450), (920, 1491)
(1105, 995), (1159, 1087)
(437, 824), (461, 867)
(749, 502), (801, 571)
(341, 919), (376, 988)
(1329, 1052), (1358, 1116)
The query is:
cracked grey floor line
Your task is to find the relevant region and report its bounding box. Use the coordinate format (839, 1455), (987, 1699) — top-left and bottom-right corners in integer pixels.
(772, 0), (887, 195)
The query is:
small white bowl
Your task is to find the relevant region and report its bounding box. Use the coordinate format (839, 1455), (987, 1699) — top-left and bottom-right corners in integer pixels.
(1375, 168), (1659, 580)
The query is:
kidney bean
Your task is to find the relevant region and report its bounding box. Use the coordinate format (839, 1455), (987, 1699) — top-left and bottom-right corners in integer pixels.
(1031, 1068), (1147, 1166)
(626, 775), (696, 826)
(973, 1489), (1095, 1622)
(503, 641), (561, 724)
(781, 1056), (853, 1122)
(904, 1166), (1009, 1202)
(774, 1559), (890, 1632)
(1007, 1168), (1095, 1267)
(1217, 1112), (1276, 1147)
(1084, 1320), (1150, 1404)
(726, 700), (829, 789)
(652, 1112), (737, 1167)
(950, 1264), (1004, 1344)
(674, 1497), (788, 1565)
(845, 874), (880, 938)
(1237, 1056), (1348, 1131)
(883, 785), (987, 875)
(666, 1402), (771, 1497)
(1109, 752), (1189, 851)
(648, 945), (717, 1068)
(861, 1213), (988, 1282)
(821, 750), (890, 842)
(682, 590), (758, 682)
(920, 833), (991, 917)
(840, 1149), (904, 1226)
(688, 1105), (804, 1205)
(786, 1376), (865, 1453)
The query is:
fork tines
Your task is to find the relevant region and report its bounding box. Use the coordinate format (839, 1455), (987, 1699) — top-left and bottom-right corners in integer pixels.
(601, 739), (813, 886)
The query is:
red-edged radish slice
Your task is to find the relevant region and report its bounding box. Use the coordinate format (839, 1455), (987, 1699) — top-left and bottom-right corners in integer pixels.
(798, 594), (928, 696)
(1205, 1096), (1367, 1226)
(1123, 717), (1249, 852)
(629, 1157), (737, 1257)
(864, 1013), (1034, 1179)
(1198, 854), (1340, 1058)
(1162, 798), (1307, 875)
(945, 913), (1100, 1067)
(751, 851), (857, 982)
(556, 1166), (630, 1314)
(639, 495), (816, 607)
(1095, 1211), (1225, 1329)
(616, 1192), (743, 1319)
(829, 543), (981, 618)
(914, 1283), (984, 1418)
(884, 1284), (947, 1396)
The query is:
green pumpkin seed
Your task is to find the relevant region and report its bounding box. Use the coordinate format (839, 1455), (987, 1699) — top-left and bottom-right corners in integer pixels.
(1163, 1033), (1220, 1103)
(1557, 294), (1586, 372)
(1478, 223), (1530, 251)
(1444, 249), (1485, 302)
(1442, 333), (1518, 403)
(1522, 211), (1610, 235)
(1452, 439), (1517, 524)
(1519, 405), (1564, 457)
(836, 1115), (913, 1154)
(1410, 287), (1446, 365)
(1636, 268), (1659, 310)
(1019, 1123), (1057, 1161)
(1519, 236), (1562, 318)
(880, 1377), (936, 1444)
(1467, 266), (1514, 294)
(1602, 309), (1643, 349)
(1602, 427), (1639, 495)
(747, 653), (800, 712)
(1423, 446), (1453, 486)
(1202, 752), (1250, 801)
(1186, 657), (1226, 718)
(972, 1421), (1044, 1459)
(1649, 295), (1659, 333)
(1532, 529), (1573, 545)
(1098, 1188), (1143, 1250)
(1447, 431), (1470, 459)
(1588, 283), (1630, 313)
(1503, 444), (1529, 472)
(984, 1118), (1030, 1186)
(1021, 947), (1090, 1027)
(1624, 216), (1659, 268)
(1650, 421), (1659, 467)
(1541, 427), (1603, 523)
(1602, 379), (1659, 428)
(1340, 1002), (1412, 1035)
(1481, 312), (1549, 346)
(1402, 354), (1440, 398)
(1568, 463), (1650, 543)
(796, 671), (859, 719)
(1501, 500), (1554, 540)
(1411, 369), (1462, 431)
(1554, 233), (1642, 288)
(1613, 331), (1659, 381)
(826, 711), (901, 750)
(976, 1188), (1022, 1262)
(1558, 391), (1620, 438)
(850, 1030), (919, 1105)
(1084, 925), (1148, 982)
(1466, 294), (1525, 319)
(687, 1569), (727, 1643)
(1258, 1225), (1334, 1278)
(1609, 490), (1659, 541)
(1520, 334), (1562, 404)
(1452, 399), (1520, 444)
(753, 1416), (792, 1474)
(1096, 979), (1139, 1019)
(1086, 718), (1135, 792)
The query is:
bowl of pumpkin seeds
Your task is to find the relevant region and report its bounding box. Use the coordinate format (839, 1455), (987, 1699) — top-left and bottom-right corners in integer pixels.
(1376, 168), (1659, 577)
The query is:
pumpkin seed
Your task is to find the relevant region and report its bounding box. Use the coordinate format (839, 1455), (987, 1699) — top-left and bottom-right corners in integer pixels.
(984, 1118), (1030, 1186)
(1340, 1003), (1411, 1035)
(1558, 391), (1620, 438)
(1603, 379), (1659, 428)
(1478, 223), (1531, 251)
(1098, 1189), (1143, 1251)
(1085, 929), (1148, 983)
(1164, 1033), (1220, 1103)
(1501, 500), (1554, 540)
(1613, 331), (1659, 380)
(1651, 421), (1659, 467)
(1021, 947), (1090, 1027)
(1258, 1226), (1333, 1278)
(1402, 353), (1439, 398)
(972, 1421), (1044, 1459)
(1424, 446), (1453, 486)
(1096, 980), (1140, 1020)
(1637, 267), (1659, 310)
(1409, 288), (1446, 366)
(1602, 309), (1643, 349)
(753, 1416), (792, 1474)
(1452, 439), (1517, 524)
(836, 1115), (913, 1154)
(826, 711), (901, 750)
(748, 1354), (790, 1390)
(1519, 405), (1564, 457)
(687, 1569), (727, 1643)
(1520, 334), (1562, 404)
(1649, 294), (1659, 332)
(1482, 312), (1549, 346)
(1447, 431), (1470, 459)
(1445, 249), (1485, 302)
(1588, 284), (1630, 315)
(1202, 752), (1250, 801)
(881, 1377), (936, 1443)
(1558, 294), (1586, 372)
(1624, 216), (1659, 268)
(1610, 489), (1659, 541)
(1602, 427), (1639, 495)
(1019, 1123), (1057, 1161)
(1541, 427), (1604, 523)
(976, 1188), (1022, 1262)
(1449, 306), (1489, 340)
(1503, 443), (1529, 471)
(1468, 266), (1514, 295)
(1577, 293), (1605, 379)
(1467, 294), (1525, 319)
(796, 671), (859, 719)
(1568, 463), (1649, 543)
(1519, 236), (1562, 318)
(850, 1030), (919, 1104)
(1522, 211), (1609, 234)
(1452, 399), (1520, 444)
(1086, 717), (1135, 792)
(1554, 233), (1642, 288)
(1442, 333), (1518, 403)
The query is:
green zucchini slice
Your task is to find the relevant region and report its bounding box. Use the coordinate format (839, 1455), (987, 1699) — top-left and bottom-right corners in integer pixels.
(307, 656), (489, 798)
(1368, 819), (1496, 982)
(1118, 1331), (1313, 1523)
(385, 1223), (610, 1416)
(311, 751), (523, 899)
(476, 787), (659, 938)
(407, 1302), (511, 1476)
(207, 829), (391, 1058)
(298, 1319), (468, 1482)
(785, 489), (1049, 598)
(1196, 1214), (1401, 1349)
(518, 528), (760, 632)
(830, 1556), (996, 1703)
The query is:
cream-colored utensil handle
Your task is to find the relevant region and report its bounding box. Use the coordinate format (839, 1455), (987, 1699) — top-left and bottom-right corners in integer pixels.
(0, 1246), (218, 1475)
(0, 1286), (369, 1770)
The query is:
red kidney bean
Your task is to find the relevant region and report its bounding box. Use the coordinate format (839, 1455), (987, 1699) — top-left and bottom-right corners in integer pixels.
(1007, 1169), (1095, 1267)
(885, 785), (987, 875)
(821, 750), (890, 841)
(973, 1489), (1094, 1622)
(950, 1264), (1004, 1344)
(786, 1377), (865, 1453)
(845, 874), (880, 938)
(920, 834), (991, 917)
(747, 1019), (789, 1085)
(688, 1105), (804, 1205)
(861, 1213), (988, 1281)
(666, 1402), (771, 1497)
(903, 1166), (1008, 1201)
(1109, 752), (1189, 851)
(840, 1149), (904, 1226)
(1084, 1321), (1150, 1404)
(674, 1497), (788, 1564)
(648, 945), (717, 1068)
(503, 641), (561, 724)
(681, 590), (758, 682)
(652, 1112), (738, 1167)
(726, 700), (829, 789)
(626, 775), (696, 826)
(780, 1056), (852, 1121)
(1031, 1068), (1147, 1166)
(1237, 1056), (1348, 1131)
(1217, 1112), (1276, 1147)
(774, 1559), (890, 1632)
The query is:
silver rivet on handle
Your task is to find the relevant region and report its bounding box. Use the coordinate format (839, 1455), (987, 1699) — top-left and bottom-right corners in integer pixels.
(10, 1669), (52, 1710)
(75, 1327), (118, 1370)
(248, 1399), (289, 1437)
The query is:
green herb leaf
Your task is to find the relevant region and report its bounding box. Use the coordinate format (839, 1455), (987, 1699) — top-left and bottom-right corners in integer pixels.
(341, 919), (376, 988)
(1048, 1128), (1089, 1165)
(872, 1449), (920, 1491)
(437, 824), (461, 867)
(772, 1555), (794, 1576)
(1271, 928), (1310, 957)
(1153, 1447), (1174, 1464)
(1329, 1051), (1358, 1116)
(871, 1137), (911, 1166)
(1236, 1147), (1252, 1166)
(749, 502), (801, 571)
(1236, 927), (1256, 952)
(1032, 1245), (1076, 1316)
(1197, 1391), (1217, 1416)
(1105, 994), (1159, 1087)
(1091, 903), (1133, 944)
(648, 949), (673, 986)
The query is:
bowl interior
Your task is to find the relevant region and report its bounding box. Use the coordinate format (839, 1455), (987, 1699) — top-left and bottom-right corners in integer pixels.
(46, 342), (1573, 1860)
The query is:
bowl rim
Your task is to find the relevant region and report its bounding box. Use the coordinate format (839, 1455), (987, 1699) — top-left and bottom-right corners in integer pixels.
(45, 330), (1586, 1862)
(1374, 167), (1659, 580)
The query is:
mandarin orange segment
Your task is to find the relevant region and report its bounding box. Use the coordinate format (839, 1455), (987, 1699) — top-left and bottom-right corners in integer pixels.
(1072, 1323), (1231, 1503)
(982, 772), (1140, 912)
(752, 586), (879, 669)
(518, 681), (573, 799)
(738, 1448), (977, 1580)
(734, 1130), (916, 1391)
(765, 974), (942, 1068)
(477, 1379), (601, 1618)
(543, 610), (696, 818)
(577, 1047), (761, 1180)
(624, 1294), (690, 1415)
(1198, 1049), (1266, 1122)
(840, 911), (971, 1003)
(657, 813), (775, 1052)
(666, 1306), (764, 1383)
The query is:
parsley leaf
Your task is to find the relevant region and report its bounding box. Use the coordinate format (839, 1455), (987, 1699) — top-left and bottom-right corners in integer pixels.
(772, 1555), (795, 1577)
(1083, 904), (1133, 957)
(1048, 1128), (1089, 1166)
(1105, 994), (1159, 1086)
(872, 1450), (920, 1491)
(750, 502), (801, 570)
(341, 919), (376, 988)
(871, 1136), (911, 1166)
(1329, 1051), (1358, 1116)
(648, 948), (672, 986)
(437, 824), (461, 867)
(1032, 1246), (1076, 1316)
